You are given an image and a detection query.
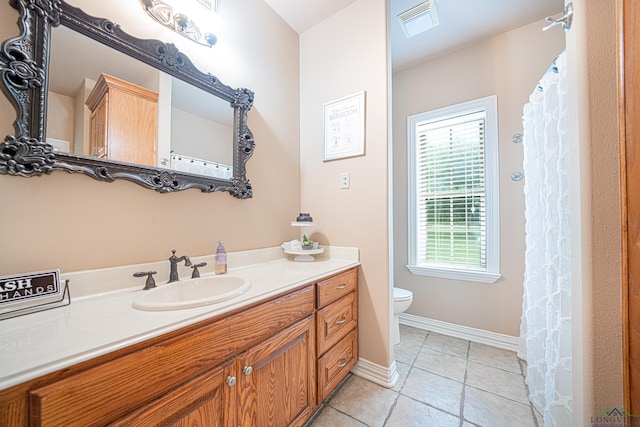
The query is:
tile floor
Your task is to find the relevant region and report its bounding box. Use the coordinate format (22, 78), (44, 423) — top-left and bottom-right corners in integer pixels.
(307, 325), (542, 427)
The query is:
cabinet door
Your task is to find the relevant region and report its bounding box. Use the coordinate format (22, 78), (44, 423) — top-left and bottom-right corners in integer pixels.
(109, 361), (236, 427)
(237, 316), (315, 427)
(89, 94), (108, 158)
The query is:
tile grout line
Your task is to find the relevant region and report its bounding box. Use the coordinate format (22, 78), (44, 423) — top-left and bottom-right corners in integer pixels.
(381, 385), (401, 427)
(382, 329), (427, 426)
(402, 329), (470, 423)
(459, 340), (471, 427)
(405, 329), (466, 419)
(519, 357), (540, 427)
(325, 404), (374, 427)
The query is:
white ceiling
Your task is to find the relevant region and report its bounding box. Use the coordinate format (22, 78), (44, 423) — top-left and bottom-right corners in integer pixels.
(263, 0), (564, 71)
(262, 0), (358, 34)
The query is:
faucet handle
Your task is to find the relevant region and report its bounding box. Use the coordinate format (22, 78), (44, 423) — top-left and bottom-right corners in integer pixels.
(191, 262), (207, 279)
(133, 271), (157, 290)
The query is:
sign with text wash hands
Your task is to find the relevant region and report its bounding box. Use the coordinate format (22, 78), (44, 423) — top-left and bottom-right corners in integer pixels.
(0, 270), (70, 320)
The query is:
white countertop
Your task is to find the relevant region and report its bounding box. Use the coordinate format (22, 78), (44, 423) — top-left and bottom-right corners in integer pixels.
(0, 247), (359, 391)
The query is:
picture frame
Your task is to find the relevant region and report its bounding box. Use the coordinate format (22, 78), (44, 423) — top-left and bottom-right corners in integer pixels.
(323, 91), (366, 161)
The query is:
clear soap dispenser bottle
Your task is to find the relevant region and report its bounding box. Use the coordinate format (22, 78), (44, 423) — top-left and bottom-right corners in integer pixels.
(215, 240), (227, 274)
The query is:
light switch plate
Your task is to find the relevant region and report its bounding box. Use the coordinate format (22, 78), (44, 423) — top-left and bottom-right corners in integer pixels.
(340, 172), (350, 189)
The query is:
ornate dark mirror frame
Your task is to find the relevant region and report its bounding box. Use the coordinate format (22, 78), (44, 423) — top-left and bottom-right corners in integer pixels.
(0, 0), (255, 197)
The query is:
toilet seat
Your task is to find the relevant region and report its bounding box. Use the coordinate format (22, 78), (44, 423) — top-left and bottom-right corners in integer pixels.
(394, 287), (413, 301)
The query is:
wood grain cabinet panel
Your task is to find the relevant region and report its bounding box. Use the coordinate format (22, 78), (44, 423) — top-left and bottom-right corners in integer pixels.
(230, 285), (314, 353)
(316, 291), (358, 355)
(110, 361), (236, 427)
(29, 316), (233, 427)
(236, 317), (315, 427)
(316, 268), (357, 308)
(85, 73), (158, 167)
(317, 329), (358, 402)
(314, 267), (359, 404)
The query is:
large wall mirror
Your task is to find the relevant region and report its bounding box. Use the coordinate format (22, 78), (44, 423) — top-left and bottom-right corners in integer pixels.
(0, 0), (255, 197)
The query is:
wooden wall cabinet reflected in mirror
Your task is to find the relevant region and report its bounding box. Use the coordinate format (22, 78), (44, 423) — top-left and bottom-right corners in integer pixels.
(86, 73), (159, 167)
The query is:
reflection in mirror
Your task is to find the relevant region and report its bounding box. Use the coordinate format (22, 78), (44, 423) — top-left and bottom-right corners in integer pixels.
(47, 25), (234, 179)
(169, 78), (233, 179)
(0, 0), (254, 197)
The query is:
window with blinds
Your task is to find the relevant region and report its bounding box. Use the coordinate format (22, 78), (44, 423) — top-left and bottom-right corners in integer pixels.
(407, 96), (500, 283)
(417, 111), (486, 267)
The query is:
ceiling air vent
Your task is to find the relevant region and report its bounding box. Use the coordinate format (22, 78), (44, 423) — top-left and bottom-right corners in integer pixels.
(397, 0), (440, 38)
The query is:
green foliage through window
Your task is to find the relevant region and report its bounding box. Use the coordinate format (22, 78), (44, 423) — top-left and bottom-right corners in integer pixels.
(416, 111), (487, 268)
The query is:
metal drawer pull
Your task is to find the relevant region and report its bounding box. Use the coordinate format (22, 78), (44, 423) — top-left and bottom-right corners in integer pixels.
(336, 283), (347, 289)
(337, 359), (348, 368)
(226, 376), (237, 387)
(243, 366), (253, 376)
(335, 317), (347, 325)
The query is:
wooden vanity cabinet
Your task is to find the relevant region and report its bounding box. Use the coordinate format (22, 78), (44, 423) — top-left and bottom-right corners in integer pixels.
(0, 267), (359, 426)
(2, 285), (315, 427)
(85, 73), (158, 167)
(315, 268), (359, 403)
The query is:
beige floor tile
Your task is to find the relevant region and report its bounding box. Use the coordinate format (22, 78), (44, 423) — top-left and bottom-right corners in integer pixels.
(463, 387), (536, 427)
(391, 361), (411, 392)
(386, 395), (460, 427)
(401, 367), (463, 415)
(424, 332), (469, 358)
(414, 347), (468, 382)
(308, 406), (366, 427)
(466, 362), (530, 404)
(317, 328), (538, 427)
(394, 332), (426, 364)
(468, 342), (522, 374)
(328, 375), (397, 427)
(399, 324), (429, 340)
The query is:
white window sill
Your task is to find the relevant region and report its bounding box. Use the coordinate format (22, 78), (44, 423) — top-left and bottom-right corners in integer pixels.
(406, 264), (501, 284)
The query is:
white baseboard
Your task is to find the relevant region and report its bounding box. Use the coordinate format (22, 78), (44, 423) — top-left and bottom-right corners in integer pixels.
(351, 358), (399, 388)
(399, 313), (519, 352)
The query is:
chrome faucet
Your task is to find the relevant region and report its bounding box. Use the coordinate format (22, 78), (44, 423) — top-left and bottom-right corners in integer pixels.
(168, 249), (192, 283)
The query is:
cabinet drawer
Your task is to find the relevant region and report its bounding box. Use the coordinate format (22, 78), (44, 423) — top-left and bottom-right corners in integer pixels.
(317, 329), (358, 403)
(316, 291), (357, 355)
(316, 268), (357, 308)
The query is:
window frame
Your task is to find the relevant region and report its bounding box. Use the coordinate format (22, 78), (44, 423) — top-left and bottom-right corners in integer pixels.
(406, 95), (501, 283)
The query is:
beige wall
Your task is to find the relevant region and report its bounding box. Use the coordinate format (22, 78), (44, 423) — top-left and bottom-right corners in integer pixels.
(0, 0), (301, 274)
(47, 92), (75, 146)
(566, 0), (622, 421)
(300, 0), (391, 367)
(392, 20), (565, 337)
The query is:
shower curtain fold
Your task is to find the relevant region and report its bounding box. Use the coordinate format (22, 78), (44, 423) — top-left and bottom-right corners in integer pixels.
(519, 50), (572, 426)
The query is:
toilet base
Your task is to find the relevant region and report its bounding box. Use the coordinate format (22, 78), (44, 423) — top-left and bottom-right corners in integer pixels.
(394, 314), (401, 345)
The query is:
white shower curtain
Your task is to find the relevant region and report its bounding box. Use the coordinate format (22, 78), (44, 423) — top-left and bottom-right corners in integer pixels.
(519, 50), (572, 426)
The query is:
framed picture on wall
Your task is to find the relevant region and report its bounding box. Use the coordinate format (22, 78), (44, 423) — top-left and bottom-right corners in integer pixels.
(323, 91), (366, 161)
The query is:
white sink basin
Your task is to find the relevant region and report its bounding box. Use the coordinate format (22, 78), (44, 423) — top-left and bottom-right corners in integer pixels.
(132, 276), (251, 311)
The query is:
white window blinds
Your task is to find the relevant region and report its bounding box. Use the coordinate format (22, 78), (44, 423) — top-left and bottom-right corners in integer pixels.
(416, 111), (486, 268)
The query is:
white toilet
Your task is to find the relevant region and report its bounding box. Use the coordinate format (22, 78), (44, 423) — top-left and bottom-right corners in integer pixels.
(393, 287), (414, 345)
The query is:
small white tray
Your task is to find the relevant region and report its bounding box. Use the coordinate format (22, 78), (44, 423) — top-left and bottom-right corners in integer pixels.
(283, 247), (324, 262)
